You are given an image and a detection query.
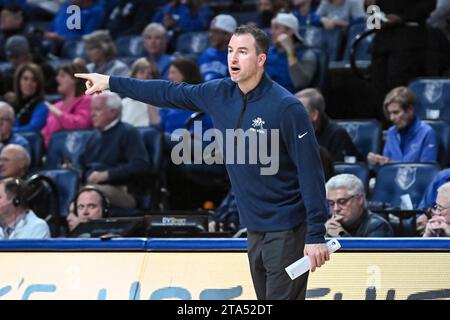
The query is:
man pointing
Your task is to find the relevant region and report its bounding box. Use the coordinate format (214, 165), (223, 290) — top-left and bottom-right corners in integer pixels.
(76, 25), (329, 300)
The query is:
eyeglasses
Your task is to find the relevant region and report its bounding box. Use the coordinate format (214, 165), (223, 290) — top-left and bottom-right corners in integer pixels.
(431, 203), (450, 214)
(327, 195), (358, 208)
(77, 203), (99, 211)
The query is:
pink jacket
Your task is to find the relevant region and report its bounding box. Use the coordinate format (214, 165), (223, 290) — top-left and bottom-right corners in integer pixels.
(41, 94), (93, 147)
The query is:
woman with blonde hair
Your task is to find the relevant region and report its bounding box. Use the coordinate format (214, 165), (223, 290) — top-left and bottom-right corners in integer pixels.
(83, 30), (129, 77)
(121, 58), (161, 127)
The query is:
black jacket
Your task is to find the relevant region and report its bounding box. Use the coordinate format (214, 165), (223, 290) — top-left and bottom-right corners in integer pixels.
(316, 115), (362, 162)
(372, 0), (437, 52)
(340, 210), (394, 237)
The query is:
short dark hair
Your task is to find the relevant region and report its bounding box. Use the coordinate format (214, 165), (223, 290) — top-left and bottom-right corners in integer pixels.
(234, 24), (270, 55)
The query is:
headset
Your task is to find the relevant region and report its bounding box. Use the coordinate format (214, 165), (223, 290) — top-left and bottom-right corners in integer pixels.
(4, 178), (28, 208)
(73, 186), (110, 218)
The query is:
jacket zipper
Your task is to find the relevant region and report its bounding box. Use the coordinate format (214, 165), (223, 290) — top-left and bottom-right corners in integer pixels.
(236, 94), (248, 129)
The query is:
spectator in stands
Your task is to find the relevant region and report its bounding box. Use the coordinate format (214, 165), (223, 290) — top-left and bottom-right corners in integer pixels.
(80, 91), (149, 209)
(103, 0), (155, 39)
(121, 58), (160, 127)
(11, 62), (49, 133)
(265, 12), (317, 93)
(198, 14), (237, 82)
(0, 4), (45, 61)
(296, 88), (361, 162)
(40, 62), (93, 147)
(44, 0), (104, 43)
(151, 0), (212, 34)
(0, 35), (57, 97)
(423, 181), (450, 237)
(0, 102), (30, 153)
(367, 86), (438, 165)
(72, 185), (109, 225)
(0, 177), (50, 239)
(325, 173), (393, 237)
(0, 144), (30, 179)
(370, 0), (437, 123)
(257, 0), (289, 28)
(291, 0), (322, 26)
(419, 168), (450, 211)
(142, 23), (175, 79)
(83, 30), (129, 77)
(317, 0), (366, 30)
(157, 58), (213, 135)
(416, 168), (450, 235)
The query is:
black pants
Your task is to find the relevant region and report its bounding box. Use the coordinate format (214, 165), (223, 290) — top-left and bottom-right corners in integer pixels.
(247, 222), (309, 300)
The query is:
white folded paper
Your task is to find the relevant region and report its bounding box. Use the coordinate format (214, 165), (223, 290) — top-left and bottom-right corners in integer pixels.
(285, 239), (341, 280)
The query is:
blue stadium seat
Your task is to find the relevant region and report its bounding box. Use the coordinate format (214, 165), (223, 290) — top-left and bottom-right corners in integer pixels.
(409, 78), (450, 121)
(36, 169), (79, 217)
(335, 119), (382, 160)
(309, 48), (329, 90)
(423, 120), (450, 167)
(370, 163), (440, 209)
(175, 31), (210, 57)
(16, 131), (44, 171)
(45, 130), (95, 171)
(333, 162), (369, 192)
(115, 35), (146, 57)
(61, 40), (86, 60)
(342, 22), (373, 62)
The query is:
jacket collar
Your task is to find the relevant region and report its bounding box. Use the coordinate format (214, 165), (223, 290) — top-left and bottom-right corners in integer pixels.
(237, 72), (274, 102)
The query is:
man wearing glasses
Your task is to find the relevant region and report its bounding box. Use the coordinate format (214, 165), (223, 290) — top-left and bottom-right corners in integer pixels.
(325, 174), (393, 237)
(423, 182), (450, 237)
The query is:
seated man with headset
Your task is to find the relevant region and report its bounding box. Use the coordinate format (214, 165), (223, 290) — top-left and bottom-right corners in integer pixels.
(0, 177), (50, 239)
(66, 185), (110, 233)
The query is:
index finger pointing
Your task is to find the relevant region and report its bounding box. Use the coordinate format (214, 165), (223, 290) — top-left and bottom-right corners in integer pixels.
(74, 73), (89, 79)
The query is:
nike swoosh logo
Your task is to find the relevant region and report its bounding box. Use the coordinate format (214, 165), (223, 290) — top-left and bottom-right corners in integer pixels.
(298, 132), (308, 139)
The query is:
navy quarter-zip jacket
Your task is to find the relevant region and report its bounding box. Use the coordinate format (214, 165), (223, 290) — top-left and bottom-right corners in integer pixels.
(110, 73), (327, 243)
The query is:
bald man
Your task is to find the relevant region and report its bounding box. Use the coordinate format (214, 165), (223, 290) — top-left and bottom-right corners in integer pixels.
(0, 144), (30, 178)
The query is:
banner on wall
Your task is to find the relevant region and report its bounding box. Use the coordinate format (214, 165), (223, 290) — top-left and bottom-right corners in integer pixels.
(0, 252), (449, 300)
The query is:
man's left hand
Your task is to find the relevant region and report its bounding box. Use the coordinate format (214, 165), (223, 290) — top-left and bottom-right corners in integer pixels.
(304, 243), (329, 272)
(87, 171), (109, 184)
